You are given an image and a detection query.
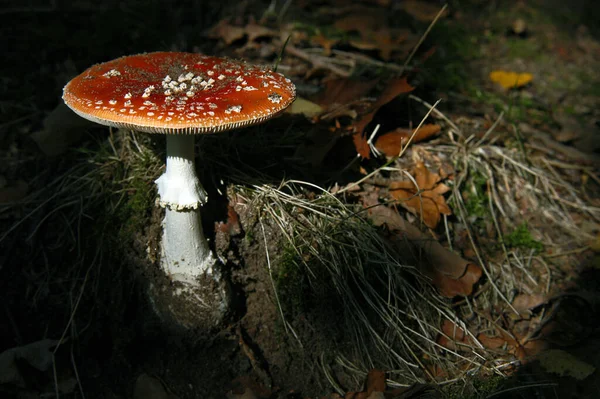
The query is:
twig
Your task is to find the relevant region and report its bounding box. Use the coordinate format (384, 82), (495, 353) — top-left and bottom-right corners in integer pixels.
(285, 45), (353, 77)
(409, 94), (462, 137)
(401, 4), (448, 74)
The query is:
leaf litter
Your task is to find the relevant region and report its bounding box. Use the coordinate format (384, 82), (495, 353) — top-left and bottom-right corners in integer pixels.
(3, 0), (600, 398)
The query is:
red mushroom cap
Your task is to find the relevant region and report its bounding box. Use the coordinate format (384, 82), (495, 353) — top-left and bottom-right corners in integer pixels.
(62, 52), (296, 134)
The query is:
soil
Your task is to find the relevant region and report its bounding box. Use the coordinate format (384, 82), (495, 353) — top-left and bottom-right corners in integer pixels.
(1, 1), (599, 398)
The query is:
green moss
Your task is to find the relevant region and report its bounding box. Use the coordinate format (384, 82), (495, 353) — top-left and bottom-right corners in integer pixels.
(463, 172), (490, 220)
(506, 38), (544, 60)
(423, 21), (482, 92)
(504, 222), (544, 252)
(275, 245), (307, 317)
(445, 374), (505, 399)
(245, 229), (255, 245)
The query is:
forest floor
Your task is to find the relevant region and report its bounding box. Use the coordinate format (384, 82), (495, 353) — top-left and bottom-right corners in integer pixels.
(1, 1), (599, 398)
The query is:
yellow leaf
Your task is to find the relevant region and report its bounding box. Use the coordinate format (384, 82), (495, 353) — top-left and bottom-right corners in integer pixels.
(286, 97), (323, 118)
(489, 70), (533, 89)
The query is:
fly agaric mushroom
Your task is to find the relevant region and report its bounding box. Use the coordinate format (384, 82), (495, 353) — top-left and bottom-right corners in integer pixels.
(62, 52), (295, 325)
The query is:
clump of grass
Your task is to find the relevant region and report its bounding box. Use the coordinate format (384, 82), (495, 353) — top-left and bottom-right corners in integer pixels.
(237, 181), (500, 392)
(232, 90), (600, 394)
(463, 170), (490, 220)
(0, 128), (162, 397)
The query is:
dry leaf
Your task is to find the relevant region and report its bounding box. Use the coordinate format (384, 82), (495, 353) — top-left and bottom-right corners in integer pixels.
(511, 294), (546, 318)
(363, 193), (482, 298)
(353, 131), (372, 160)
(374, 124), (441, 156)
(352, 77), (415, 158)
(243, 22), (278, 43)
(208, 20), (277, 46)
(348, 28), (407, 61)
(314, 78), (378, 108)
(208, 20), (247, 45)
(366, 369), (386, 394)
(430, 263), (482, 298)
(0, 340), (59, 387)
(438, 320), (509, 352)
(334, 7), (387, 38)
(312, 33), (340, 56)
(216, 205), (242, 236)
(489, 70), (533, 89)
(401, 0), (448, 22)
(388, 162), (451, 229)
(286, 97), (323, 118)
(31, 103), (95, 156)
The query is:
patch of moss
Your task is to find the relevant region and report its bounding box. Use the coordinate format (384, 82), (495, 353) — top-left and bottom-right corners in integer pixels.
(275, 245), (308, 317)
(445, 374), (505, 399)
(506, 38), (543, 60)
(463, 171), (489, 220)
(504, 222), (544, 252)
(422, 21), (482, 92)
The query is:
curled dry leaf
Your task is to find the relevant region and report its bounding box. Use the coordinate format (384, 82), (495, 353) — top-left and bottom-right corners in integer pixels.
(362, 193), (482, 298)
(401, 0), (449, 22)
(352, 77), (415, 158)
(216, 205), (242, 236)
(208, 20), (278, 46)
(438, 320), (509, 353)
(334, 7), (388, 38)
(348, 28), (408, 61)
(511, 293), (547, 319)
(286, 97), (323, 118)
(388, 161), (451, 229)
(374, 124), (441, 157)
(366, 369), (386, 394)
(315, 78), (379, 109)
(311, 33), (340, 56)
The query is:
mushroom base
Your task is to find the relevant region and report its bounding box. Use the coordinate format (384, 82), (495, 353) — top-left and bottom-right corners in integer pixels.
(147, 271), (230, 332)
(161, 207), (216, 283)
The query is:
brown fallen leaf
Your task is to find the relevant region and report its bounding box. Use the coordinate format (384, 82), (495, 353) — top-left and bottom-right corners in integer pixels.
(216, 205), (242, 236)
(207, 20), (247, 45)
(31, 102), (95, 156)
(314, 78), (379, 109)
(374, 124), (441, 157)
(207, 19), (277, 46)
(362, 193), (481, 298)
(366, 369), (386, 394)
(401, 0), (448, 22)
(438, 320), (509, 353)
(348, 28), (408, 61)
(511, 294), (546, 319)
(312, 33), (340, 56)
(352, 77), (415, 158)
(388, 161), (452, 229)
(334, 7), (387, 38)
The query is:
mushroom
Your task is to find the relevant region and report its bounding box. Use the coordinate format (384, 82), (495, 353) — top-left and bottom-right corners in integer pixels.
(62, 52), (296, 325)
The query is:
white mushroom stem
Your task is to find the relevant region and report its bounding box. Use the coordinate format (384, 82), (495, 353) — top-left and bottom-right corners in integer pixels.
(155, 134), (216, 285)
